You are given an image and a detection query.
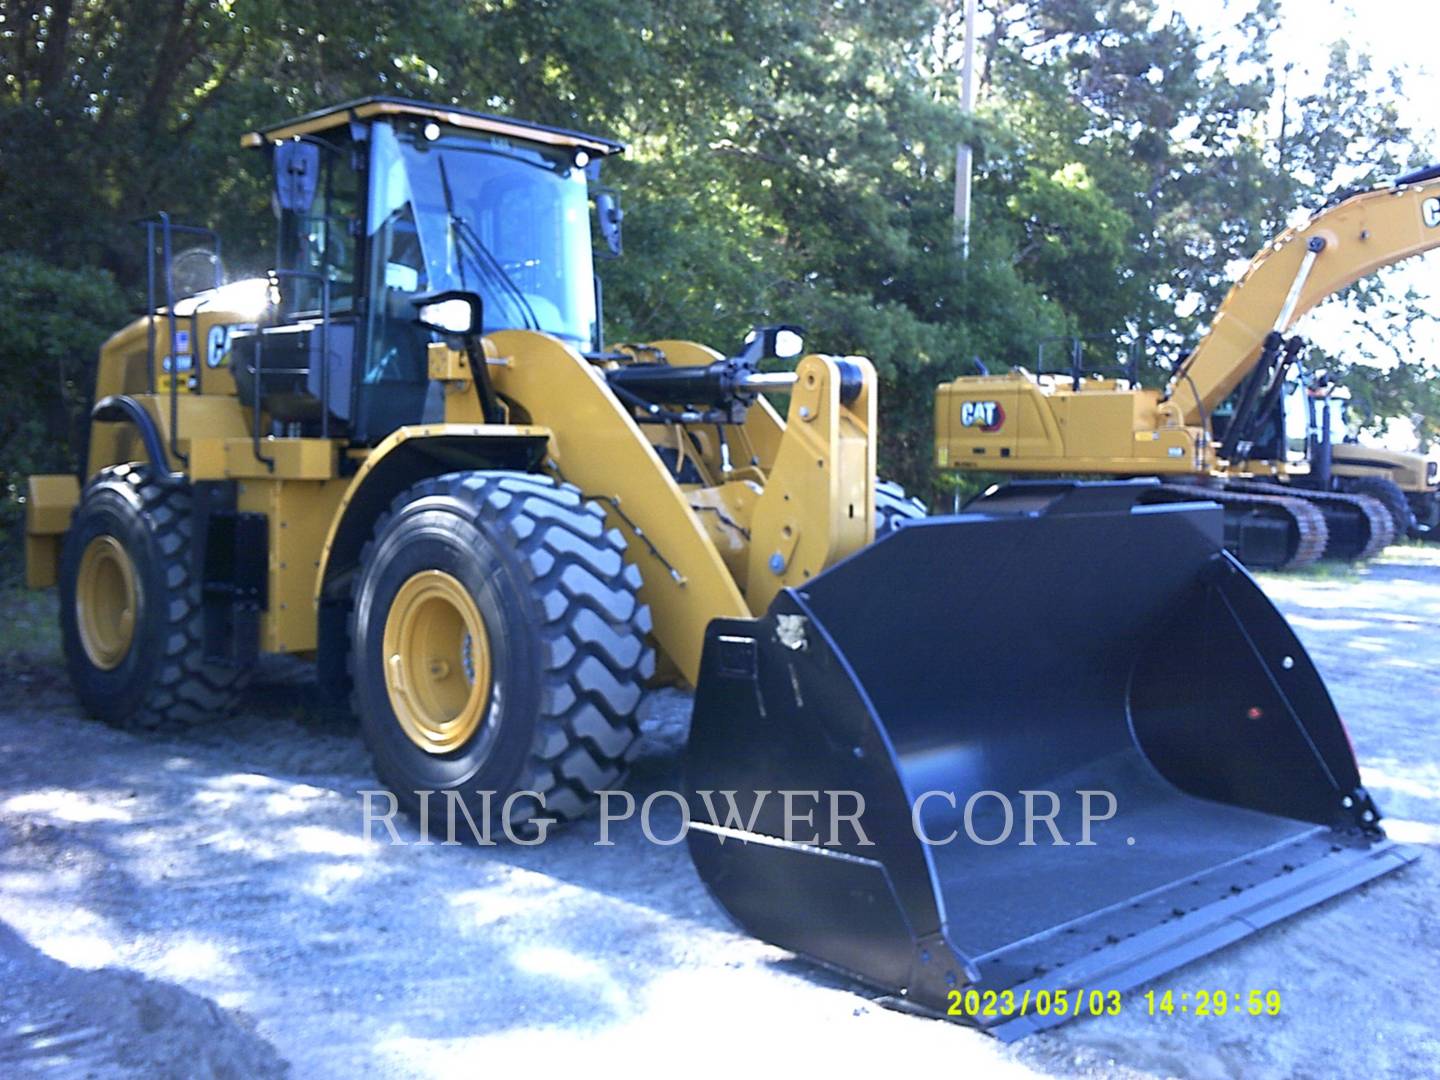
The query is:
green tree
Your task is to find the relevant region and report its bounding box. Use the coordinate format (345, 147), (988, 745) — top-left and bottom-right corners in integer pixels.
(0, 253), (129, 555)
(0, 0), (1427, 506)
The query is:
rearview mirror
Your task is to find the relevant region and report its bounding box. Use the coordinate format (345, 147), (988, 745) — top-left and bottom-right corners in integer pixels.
(772, 328), (805, 359)
(274, 140), (320, 214)
(414, 291), (484, 337)
(740, 324), (807, 364)
(596, 190), (623, 257)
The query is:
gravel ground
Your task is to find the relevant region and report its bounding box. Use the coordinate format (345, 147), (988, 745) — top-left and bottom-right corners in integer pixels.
(0, 544), (1437, 1078)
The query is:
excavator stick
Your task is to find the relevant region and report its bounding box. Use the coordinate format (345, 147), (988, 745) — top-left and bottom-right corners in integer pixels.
(685, 481), (1412, 1039)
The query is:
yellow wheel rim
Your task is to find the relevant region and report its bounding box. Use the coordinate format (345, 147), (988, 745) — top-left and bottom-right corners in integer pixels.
(75, 535), (139, 671)
(382, 570), (493, 754)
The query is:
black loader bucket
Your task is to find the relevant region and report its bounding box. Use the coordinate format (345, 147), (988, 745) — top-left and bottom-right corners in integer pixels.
(685, 481), (1413, 1040)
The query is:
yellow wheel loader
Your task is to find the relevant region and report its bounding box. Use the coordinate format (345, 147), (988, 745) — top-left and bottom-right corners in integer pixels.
(1332, 443), (1440, 540)
(1293, 379), (1439, 541)
(936, 167), (1440, 569)
(23, 97), (1411, 1038)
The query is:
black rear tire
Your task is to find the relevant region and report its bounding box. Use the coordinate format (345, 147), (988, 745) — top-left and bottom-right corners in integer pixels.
(876, 478), (927, 538)
(350, 471), (654, 835)
(59, 463), (251, 729)
(1342, 477), (1415, 539)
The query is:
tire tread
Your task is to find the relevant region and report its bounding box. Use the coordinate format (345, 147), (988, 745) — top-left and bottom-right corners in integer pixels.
(350, 470), (654, 825)
(68, 464), (249, 729)
(875, 478), (927, 537)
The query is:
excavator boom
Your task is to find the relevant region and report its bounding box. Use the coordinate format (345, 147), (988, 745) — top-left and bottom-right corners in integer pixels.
(1171, 172), (1440, 424)
(934, 166), (1440, 570)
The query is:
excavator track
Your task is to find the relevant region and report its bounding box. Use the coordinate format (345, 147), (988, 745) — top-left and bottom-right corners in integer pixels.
(1137, 481), (1329, 571)
(1223, 481), (1396, 562)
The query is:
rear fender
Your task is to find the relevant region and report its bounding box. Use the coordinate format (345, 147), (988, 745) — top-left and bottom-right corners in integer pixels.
(24, 474), (80, 588)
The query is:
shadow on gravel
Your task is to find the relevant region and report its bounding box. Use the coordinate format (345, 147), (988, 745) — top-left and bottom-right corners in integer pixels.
(0, 661), (830, 1058)
(0, 918), (289, 1079)
(4, 553), (1440, 1069)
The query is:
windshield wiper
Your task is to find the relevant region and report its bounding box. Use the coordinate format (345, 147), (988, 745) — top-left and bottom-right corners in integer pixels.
(437, 154), (540, 332)
(451, 214), (540, 332)
(435, 153), (470, 293)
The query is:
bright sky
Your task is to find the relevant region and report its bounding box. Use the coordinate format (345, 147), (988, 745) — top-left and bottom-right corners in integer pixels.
(1172, 0), (1438, 172)
(1171, 0), (1439, 343)
(1167, 0), (1439, 446)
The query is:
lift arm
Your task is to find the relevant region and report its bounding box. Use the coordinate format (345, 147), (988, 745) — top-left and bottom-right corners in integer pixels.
(1169, 170), (1440, 426)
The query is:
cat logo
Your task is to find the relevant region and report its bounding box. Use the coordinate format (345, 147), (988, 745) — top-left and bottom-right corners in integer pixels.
(207, 325), (231, 368)
(960, 399), (1006, 432)
(1424, 197), (1440, 229)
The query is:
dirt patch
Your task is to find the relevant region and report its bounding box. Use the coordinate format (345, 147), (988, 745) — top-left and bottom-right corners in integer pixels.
(0, 549), (1436, 1076)
(0, 918), (287, 1078)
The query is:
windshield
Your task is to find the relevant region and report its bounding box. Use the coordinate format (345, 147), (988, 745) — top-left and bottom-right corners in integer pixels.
(365, 120), (598, 357)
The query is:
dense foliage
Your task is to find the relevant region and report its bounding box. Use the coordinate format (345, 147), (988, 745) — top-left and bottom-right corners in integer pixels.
(1, 0), (1434, 546)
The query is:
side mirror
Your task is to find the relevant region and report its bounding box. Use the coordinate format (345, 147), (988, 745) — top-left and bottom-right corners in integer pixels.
(274, 140), (321, 214)
(414, 290), (484, 337)
(740, 324), (806, 364)
(596, 190), (623, 256)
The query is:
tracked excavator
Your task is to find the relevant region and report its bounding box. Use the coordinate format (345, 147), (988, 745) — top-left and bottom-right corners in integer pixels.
(23, 98), (1410, 1038)
(937, 166), (1440, 569)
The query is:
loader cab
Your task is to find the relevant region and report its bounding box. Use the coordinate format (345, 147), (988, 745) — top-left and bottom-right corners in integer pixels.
(242, 97), (623, 445)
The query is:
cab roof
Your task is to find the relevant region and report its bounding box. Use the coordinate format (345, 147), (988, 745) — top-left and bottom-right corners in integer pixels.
(240, 96), (625, 158)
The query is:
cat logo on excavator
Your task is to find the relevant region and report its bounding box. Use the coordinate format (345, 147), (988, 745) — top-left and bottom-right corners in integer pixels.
(961, 399), (1005, 431)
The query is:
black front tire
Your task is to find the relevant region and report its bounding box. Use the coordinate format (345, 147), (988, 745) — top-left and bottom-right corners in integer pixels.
(350, 471), (654, 833)
(876, 478), (928, 538)
(59, 464), (251, 729)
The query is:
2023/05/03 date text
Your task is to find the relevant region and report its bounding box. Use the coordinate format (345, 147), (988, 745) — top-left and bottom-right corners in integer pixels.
(947, 988), (1283, 1020)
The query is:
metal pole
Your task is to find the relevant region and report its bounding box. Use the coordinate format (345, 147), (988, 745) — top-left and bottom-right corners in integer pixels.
(1316, 392), (1334, 491)
(953, 0), (978, 257)
(737, 372), (800, 391)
